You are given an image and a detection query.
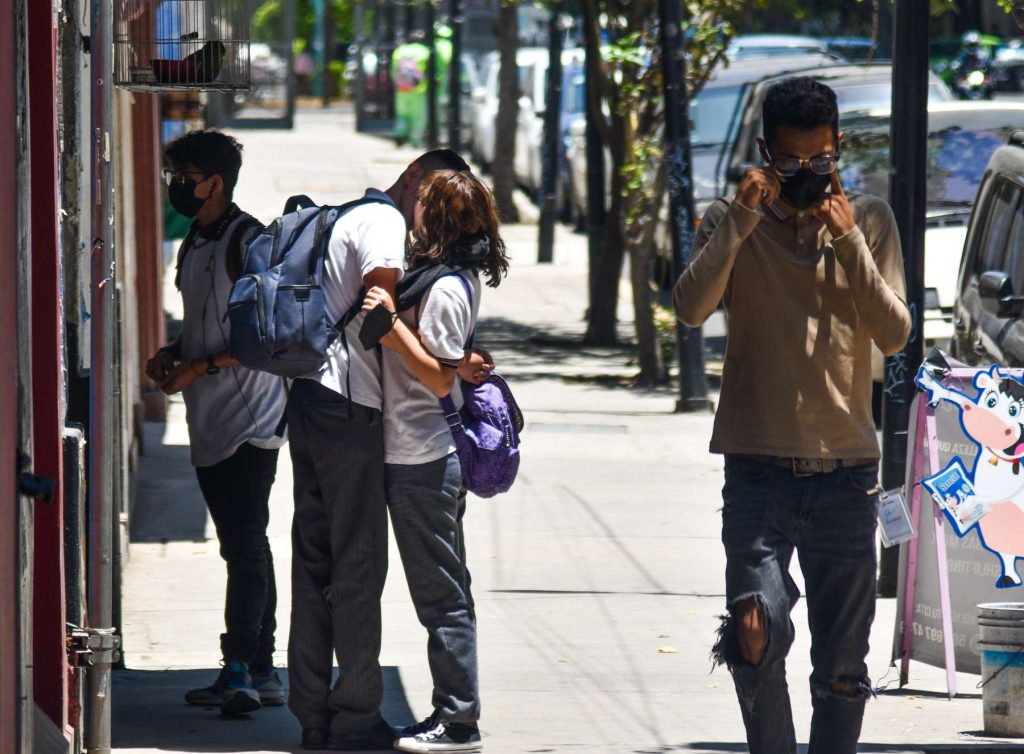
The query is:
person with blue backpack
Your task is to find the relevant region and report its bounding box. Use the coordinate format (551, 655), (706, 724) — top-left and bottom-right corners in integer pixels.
(360, 169), (510, 753)
(263, 149), (475, 752)
(145, 130), (287, 716)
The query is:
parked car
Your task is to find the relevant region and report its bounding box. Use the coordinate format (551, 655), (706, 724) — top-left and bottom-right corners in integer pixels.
(468, 47), (548, 170)
(513, 48), (585, 200)
(821, 36), (890, 61)
(952, 131), (1024, 368)
(726, 34), (832, 60)
(564, 54), (841, 228)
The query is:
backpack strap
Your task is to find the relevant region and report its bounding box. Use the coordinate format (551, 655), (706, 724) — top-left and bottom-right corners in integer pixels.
(284, 194), (317, 214)
(173, 222), (202, 291)
(225, 216), (264, 282)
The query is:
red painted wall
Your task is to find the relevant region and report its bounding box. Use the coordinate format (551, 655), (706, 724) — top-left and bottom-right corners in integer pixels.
(0, 0), (21, 747)
(28, 0), (68, 732)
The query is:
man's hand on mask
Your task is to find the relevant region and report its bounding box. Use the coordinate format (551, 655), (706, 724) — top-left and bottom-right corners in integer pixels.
(811, 172), (856, 238)
(736, 166), (782, 211)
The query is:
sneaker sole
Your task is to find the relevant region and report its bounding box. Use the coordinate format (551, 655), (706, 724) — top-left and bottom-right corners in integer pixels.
(257, 690), (286, 706)
(393, 738), (482, 753)
(220, 688), (262, 715)
(184, 693), (221, 707)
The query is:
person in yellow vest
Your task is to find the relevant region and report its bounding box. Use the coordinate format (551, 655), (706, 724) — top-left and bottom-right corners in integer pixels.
(391, 28), (452, 147)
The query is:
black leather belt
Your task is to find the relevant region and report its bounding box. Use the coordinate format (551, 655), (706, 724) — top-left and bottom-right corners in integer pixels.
(732, 454), (878, 477)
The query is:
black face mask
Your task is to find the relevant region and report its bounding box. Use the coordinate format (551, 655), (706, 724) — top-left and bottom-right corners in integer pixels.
(779, 169), (832, 210)
(168, 178), (208, 218)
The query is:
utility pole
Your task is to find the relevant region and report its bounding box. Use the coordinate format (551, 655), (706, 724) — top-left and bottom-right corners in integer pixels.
(583, 2), (606, 318)
(323, 0), (334, 107)
(425, 1), (439, 149)
(659, 0), (711, 412)
(879, 0), (930, 597)
(537, 1), (563, 264)
(448, 0), (463, 151)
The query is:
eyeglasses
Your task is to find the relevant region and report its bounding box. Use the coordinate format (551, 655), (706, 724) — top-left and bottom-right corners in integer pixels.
(766, 151), (840, 178)
(162, 169), (208, 186)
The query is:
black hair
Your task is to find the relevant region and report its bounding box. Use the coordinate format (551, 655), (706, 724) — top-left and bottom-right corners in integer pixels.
(165, 129), (243, 199)
(762, 77), (839, 149)
(999, 378), (1024, 404)
(414, 148), (471, 174)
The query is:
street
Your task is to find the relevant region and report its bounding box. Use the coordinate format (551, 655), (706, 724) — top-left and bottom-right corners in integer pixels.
(111, 106), (1024, 754)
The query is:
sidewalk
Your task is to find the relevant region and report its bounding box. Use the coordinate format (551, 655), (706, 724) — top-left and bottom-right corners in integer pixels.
(113, 105), (1024, 754)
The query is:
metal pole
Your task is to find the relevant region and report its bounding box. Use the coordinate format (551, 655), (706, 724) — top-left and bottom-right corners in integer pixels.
(284, 0), (297, 128)
(537, 2), (563, 264)
(354, 0), (367, 132)
(583, 3), (605, 312)
(405, 0), (415, 40)
(322, 0), (334, 107)
(86, 0), (119, 748)
(425, 1), (438, 149)
(659, 0), (711, 412)
(879, 0), (929, 597)
(447, 0), (463, 151)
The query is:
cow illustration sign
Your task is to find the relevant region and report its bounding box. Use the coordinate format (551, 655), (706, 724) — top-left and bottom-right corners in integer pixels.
(894, 353), (1024, 684)
(916, 363), (1024, 588)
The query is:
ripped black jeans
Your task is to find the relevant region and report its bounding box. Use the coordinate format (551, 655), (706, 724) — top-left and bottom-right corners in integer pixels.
(715, 456), (879, 754)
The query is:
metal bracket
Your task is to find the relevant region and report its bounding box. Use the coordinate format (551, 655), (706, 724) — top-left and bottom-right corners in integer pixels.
(67, 624), (121, 668)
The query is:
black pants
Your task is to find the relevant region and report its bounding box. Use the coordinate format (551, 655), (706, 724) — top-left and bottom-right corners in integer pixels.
(286, 378), (389, 734)
(195, 442), (279, 668)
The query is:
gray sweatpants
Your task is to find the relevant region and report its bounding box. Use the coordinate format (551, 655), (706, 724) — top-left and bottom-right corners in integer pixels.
(386, 453), (480, 723)
(286, 378), (388, 734)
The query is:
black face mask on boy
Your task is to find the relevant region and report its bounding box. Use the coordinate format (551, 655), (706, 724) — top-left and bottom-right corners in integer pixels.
(778, 170), (832, 210)
(168, 176), (212, 218)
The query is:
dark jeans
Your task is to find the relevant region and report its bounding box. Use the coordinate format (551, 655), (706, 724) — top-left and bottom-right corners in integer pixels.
(194, 442), (279, 669)
(715, 456), (880, 754)
(387, 453), (479, 724)
(286, 379), (389, 735)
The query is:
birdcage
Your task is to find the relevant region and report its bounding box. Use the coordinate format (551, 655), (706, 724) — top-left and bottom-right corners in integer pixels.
(114, 0), (252, 91)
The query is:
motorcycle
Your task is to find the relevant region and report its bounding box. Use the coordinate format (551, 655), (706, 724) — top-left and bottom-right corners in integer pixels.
(952, 66), (994, 100)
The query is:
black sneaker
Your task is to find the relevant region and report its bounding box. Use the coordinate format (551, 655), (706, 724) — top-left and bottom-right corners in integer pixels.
(219, 660), (261, 715)
(328, 718), (397, 751)
(394, 720), (482, 753)
(400, 712), (440, 737)
(184, 667), (227, 706)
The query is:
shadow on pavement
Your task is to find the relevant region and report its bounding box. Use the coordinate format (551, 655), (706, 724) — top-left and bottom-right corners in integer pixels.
(681, 744), (1024, 753)
(113, 667), (415, 752)
(131, 422), (208, 543)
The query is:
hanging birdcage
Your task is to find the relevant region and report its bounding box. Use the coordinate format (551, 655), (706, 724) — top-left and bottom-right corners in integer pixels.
(114, 0), (252, 91)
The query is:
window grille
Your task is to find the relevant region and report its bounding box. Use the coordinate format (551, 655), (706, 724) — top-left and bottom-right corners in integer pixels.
(114, 0), (252, 91)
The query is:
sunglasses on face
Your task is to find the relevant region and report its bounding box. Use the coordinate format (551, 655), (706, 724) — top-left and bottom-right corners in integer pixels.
(765, 151), (840, 178)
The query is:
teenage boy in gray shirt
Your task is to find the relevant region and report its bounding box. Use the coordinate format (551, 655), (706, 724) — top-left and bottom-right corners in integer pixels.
(146, 130), (287, 716)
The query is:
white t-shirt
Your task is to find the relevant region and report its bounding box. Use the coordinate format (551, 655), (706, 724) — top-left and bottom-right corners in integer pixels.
(178, 207), (288, 467)
(383, 271), (482, 465)
(299, 192), (406, 409)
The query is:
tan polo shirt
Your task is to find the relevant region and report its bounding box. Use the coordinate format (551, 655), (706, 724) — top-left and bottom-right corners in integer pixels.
(674, 194), (911, 460)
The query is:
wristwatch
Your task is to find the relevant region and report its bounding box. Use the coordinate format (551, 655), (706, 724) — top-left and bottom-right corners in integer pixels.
(205, 354), (220, 376)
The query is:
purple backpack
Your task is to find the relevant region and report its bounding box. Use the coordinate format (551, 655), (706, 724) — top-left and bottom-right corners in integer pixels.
(434, 275), (524, 498)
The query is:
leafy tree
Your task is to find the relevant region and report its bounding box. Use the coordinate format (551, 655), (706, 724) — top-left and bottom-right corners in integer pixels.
(582, 0), (767, 384)
(252, 0), (355, 50)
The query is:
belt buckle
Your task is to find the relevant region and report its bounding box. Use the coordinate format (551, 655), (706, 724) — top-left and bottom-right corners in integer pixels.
(791, 458), (824, 477)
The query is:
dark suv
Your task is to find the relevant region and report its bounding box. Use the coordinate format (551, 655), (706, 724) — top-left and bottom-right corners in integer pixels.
(953, 131), (1024, 366)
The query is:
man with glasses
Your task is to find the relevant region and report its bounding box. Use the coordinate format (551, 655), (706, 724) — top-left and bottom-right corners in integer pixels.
(674, 77), (911, 754)
(145, 130), (287, 716)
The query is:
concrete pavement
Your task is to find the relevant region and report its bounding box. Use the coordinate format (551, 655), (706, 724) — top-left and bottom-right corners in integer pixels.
(113, 106), (1024, 753)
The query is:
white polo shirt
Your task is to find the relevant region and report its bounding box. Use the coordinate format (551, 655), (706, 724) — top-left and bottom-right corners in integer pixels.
(383, 270), (482, 465)
(299, 191), (406, 409)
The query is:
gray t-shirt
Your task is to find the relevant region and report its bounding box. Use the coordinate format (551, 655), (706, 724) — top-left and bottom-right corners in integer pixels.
(178, 206), (288, 467)
(383, 271), (482, 465)
(299, 191), (406, 409)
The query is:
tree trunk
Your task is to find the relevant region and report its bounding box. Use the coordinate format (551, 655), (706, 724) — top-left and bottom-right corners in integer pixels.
(584, 178), (624, 345)
(492, 0), (519, 223)
(627, 226), (663, 385)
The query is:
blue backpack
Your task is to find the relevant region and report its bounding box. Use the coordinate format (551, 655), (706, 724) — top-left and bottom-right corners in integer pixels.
(227, 190), (399, 377)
